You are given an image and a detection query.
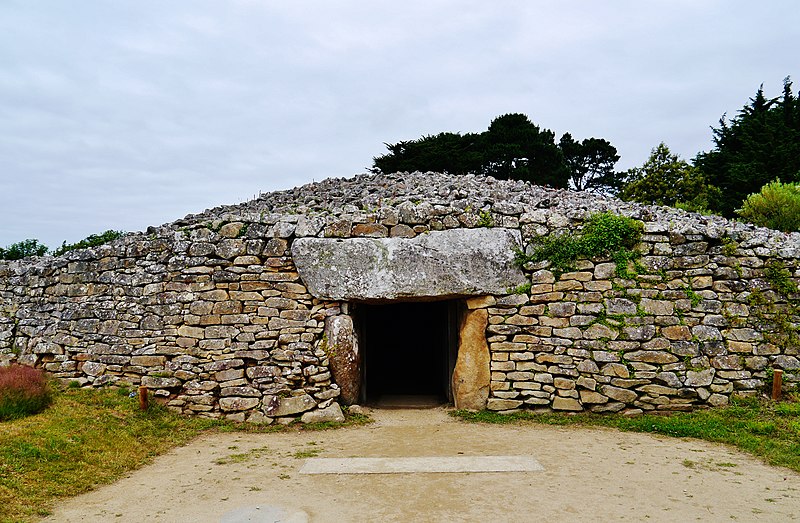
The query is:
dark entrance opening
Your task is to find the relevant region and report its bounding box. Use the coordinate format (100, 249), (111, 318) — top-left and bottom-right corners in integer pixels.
(357, 300), (459, 406)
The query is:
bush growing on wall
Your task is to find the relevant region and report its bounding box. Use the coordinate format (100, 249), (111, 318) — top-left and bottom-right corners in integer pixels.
(53, 230), (124, 256)
(737, 180), (800, 232)
(517, 211), (644, 277)
(0, 230), (125, 260)
(0, 239), (48, 260)
(0, 365), (52, 420)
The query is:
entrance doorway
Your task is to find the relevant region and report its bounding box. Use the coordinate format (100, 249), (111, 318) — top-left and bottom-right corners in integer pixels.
(357, 300), (459, 406)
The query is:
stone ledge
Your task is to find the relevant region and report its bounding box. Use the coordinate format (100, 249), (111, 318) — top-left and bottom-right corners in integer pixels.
(292, 228), (526, 301)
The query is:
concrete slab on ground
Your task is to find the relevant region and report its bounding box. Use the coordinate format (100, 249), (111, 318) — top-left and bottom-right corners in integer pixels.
(300, 455), (545, 474)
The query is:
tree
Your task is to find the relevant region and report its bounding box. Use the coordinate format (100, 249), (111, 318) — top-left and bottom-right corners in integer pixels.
(737, 180), (800, 232)
(480, 114), (569, 187)
(695, 77), (800, 216)
(620, 143), (721, 212)
(559, 133), (622, 194)
(0, 239), (49, 260)
(371, 132), (483, 176)
(371, 113), (620, 189)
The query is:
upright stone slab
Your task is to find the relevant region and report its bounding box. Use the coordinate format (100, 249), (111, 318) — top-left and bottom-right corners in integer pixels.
(292, 228), (526, 301)
(324, 314), (360, 405)
(452, 307), (490, 410)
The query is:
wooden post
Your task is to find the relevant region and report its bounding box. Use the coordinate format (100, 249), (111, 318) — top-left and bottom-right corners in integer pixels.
(771, 369), (783, 401)
(138, 385), (149, 410)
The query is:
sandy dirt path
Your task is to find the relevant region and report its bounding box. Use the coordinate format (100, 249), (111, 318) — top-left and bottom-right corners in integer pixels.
(44, 408), (800, 522)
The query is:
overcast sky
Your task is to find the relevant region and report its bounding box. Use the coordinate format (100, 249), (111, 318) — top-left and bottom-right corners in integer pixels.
(1, 1), (797, 248)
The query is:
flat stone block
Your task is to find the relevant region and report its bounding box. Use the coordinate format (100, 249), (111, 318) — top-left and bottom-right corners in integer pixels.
(301, 402), (345, 423)
(600, 385), (638, 403)
(264, 394), (316, 416)
(552, 397), (582, 411)
(219, 397), (260, 412)
(300, 456), (544, 474)
(292, 229), (526, 300)
(579, 390), (608, 404)
(486, 398), (523, 411)
(466, 295), (496, 309)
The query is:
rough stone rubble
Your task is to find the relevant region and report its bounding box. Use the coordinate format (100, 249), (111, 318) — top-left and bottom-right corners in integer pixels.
(1, 172), (798, 420)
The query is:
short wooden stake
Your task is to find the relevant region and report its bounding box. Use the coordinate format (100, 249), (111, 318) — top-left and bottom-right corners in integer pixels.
(771, 369), (783, 401)
(138, 385), (149, 410)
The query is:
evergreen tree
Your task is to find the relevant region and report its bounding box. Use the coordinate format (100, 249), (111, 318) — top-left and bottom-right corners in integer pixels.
(559, 133), (622, 193)
(480, 114), (569, 187)
(695, 77), (800, 216)
(372, 113), (620, 190)
(371, 132), (483, 176)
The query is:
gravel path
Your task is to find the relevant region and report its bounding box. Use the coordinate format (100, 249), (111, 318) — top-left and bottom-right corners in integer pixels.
(44, 408), (800, 522)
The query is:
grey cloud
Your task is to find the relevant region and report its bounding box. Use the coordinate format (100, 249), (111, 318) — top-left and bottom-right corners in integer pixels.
(0, 0), (797, 247)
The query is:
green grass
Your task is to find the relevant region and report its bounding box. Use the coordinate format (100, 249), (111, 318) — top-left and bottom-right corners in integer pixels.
(0, 387), (370, 523)
(214, 445), (273, 465)
(452, 395), (800, 473)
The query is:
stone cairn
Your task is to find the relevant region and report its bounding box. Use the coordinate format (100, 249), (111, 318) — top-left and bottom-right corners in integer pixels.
(1, 172), (798, 421)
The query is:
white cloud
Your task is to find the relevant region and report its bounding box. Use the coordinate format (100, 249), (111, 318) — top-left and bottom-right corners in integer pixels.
(0, 0), (798, 247)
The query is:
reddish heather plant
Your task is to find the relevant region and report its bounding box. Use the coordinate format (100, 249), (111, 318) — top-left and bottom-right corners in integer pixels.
(0, 364), (52, 420)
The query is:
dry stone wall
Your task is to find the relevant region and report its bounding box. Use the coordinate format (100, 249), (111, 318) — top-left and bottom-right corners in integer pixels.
(1, 172), (799, 419)
(0, 220), (344, 423)
(484, 253), (799, 414)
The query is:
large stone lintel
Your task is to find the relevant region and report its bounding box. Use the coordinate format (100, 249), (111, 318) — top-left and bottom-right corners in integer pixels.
(292, 228), (526, 301)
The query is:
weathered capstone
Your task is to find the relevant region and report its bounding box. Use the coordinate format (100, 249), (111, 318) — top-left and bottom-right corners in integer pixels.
(452, 307), (490, 410)
(324, 315), (360, 405)
(291, 228), (526, 300)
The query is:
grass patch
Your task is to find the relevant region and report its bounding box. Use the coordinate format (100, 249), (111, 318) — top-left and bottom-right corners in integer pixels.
(452, 396), (800, 473)
(214, 446), (272, 465)
(292, 448), (322, 459)
(0, 387), (370, 522)
(0, 387), (222, 522)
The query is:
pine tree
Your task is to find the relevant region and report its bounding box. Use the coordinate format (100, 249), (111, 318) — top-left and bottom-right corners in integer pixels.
(695, 77), (800, 216)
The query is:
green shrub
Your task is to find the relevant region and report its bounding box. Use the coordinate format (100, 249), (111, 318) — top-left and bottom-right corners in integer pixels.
(0, 239), (49, 260)
(0, 365), (52, 420)
(0, 230), (125, 260)
(53, 230), (124, 257)
(517, 212), (644, 277)
(737, 180), (800, 232)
